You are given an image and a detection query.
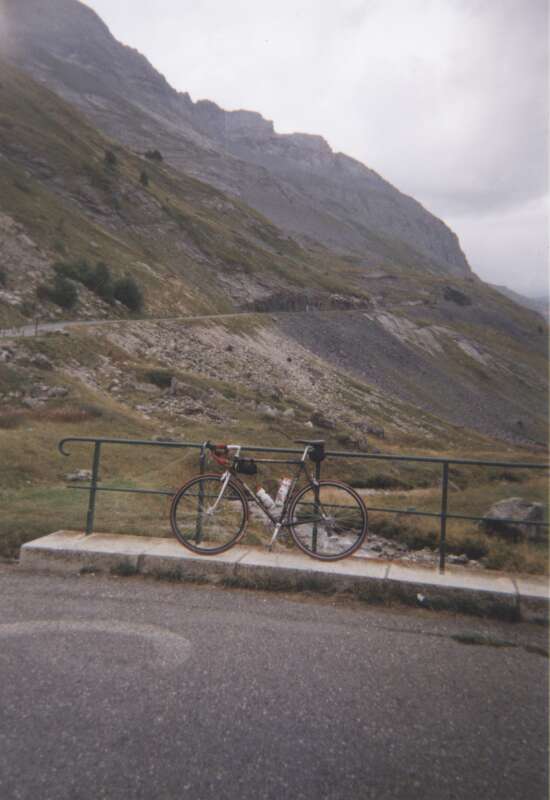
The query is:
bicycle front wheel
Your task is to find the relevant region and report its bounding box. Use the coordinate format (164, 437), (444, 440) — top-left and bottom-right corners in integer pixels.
(170, 473), (248, 555)
(288, 480), (367, 560)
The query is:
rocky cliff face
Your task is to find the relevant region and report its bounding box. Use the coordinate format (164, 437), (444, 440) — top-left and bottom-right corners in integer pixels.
(2, 0), (470, 276)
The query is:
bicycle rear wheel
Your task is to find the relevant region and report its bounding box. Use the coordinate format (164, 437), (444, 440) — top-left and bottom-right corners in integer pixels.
(288, 480), (367, 560)
(170, 473), (248, 555)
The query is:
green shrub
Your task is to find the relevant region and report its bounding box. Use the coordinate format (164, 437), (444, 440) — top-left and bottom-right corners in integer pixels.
(0, 269), (6, 287)
(54, 258), (91, 284)
(145, 149), (163, 162)
(114, 276), (143, 311)
(88, 261), (115, 303)
(488, 470), (527, 484)
(54, 260), (115, 304)
(104, 149), (118, 168)
(349, 474), (412, 490)
(145, 369), (174, 389)
(37, 275), (78, 309)
(140, 170), (149, 187)
(13, 177), (32, 194)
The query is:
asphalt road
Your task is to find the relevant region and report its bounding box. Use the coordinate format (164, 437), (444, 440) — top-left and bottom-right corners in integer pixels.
(0, 566), (547, 800)
(0, 312), (247, 339)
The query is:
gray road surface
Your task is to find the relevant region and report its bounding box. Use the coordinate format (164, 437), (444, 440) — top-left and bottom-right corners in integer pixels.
(0, 565), (547, 800)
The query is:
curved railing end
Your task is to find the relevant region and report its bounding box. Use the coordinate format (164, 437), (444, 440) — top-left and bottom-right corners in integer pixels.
(58, 438), (73, 456)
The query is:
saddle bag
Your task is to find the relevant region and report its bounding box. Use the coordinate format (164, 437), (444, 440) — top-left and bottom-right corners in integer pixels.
(308, 444), (326, 463)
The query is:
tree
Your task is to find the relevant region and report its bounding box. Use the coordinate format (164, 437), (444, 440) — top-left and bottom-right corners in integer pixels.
(113, 276), (143, 311)
(37, 275), (78, 309)
(145, 149), (163, 162)
(90, 261), (115, 304)
(104, 149), (118, 168)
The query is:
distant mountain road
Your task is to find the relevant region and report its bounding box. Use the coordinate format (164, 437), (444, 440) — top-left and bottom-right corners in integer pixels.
(0, 313), (248, 339)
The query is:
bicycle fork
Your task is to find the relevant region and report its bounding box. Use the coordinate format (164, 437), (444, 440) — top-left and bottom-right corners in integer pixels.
(207, 471), (232, 514)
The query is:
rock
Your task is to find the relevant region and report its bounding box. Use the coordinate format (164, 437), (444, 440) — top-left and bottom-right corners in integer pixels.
(46, 386), (69, 398)
(480, 497), (545, 541)
(65, 469), (93, 482)
(0, 347), (14, 363)
(22, 397), (43, 409)
(170, 378), (182, 395)
(29, 384), (49, 398)
(282, 408), (295, 419)
(305, 421), (314, 428)
(358, 419), (385, 438)
(183, 405), (202, 415)
(134, 382), (159, 394)
(447, 554), (469, 565)
(30, 353), (53, 370)
(257, 403), (280, 419)
(310, 410), (336, 430)
(443, 286), (472, 306)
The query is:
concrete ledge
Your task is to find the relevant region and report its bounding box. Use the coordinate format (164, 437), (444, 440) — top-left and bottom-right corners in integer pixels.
(20, 531), (549, 622)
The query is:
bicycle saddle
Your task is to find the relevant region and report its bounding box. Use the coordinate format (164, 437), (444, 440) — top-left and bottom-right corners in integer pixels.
(295, 439), (326, 462)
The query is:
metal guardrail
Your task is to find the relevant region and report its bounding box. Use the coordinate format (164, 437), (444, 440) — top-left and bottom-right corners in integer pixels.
(58, 436), (549, 573)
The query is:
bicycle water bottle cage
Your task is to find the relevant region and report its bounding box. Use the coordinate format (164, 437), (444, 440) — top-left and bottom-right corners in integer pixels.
(235, 458), (258, 476)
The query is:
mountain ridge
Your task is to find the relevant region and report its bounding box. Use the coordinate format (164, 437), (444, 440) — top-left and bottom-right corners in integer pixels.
(0, 3), (547, 449)
(1, 0), (470, 277)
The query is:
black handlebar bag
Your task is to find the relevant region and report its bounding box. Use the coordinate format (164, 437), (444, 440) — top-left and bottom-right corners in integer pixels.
(235, 458), (258, 475)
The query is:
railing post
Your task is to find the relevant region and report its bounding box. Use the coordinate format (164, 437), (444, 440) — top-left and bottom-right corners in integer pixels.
(311, 458), (322, 554)
(439, 461), (449, 573)
(85, 442), (102, 535)
(195, 442), (207, 543)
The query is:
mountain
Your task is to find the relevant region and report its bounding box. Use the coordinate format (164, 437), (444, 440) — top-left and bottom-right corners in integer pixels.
(0, 54), (547, 448)
(0, 55), (373, 321)
(491, 285), (549, 320)
(0, 1), (547, 450)
(1, 0), (470, 277)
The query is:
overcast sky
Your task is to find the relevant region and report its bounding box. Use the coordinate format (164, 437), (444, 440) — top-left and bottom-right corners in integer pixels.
(83, 0), (548, 296)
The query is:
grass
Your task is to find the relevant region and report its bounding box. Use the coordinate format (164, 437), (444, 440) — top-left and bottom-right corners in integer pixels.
(451, 632), (548, 657)
(359, 471), (548, 574)
(1, 315), (547, 570)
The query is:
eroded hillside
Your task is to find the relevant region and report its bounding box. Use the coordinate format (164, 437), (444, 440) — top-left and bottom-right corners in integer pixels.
(0, 57), (547, 447)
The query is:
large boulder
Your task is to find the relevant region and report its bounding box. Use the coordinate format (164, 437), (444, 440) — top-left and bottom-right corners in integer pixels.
(480, 497), (546, 542)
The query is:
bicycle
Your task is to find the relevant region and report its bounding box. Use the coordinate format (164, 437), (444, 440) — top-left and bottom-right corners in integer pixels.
(170, 439), (368, 561)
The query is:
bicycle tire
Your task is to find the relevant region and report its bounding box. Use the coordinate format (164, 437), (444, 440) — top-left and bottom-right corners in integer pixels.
(288, 480), (367, 561)
(170, 473), (248, 555)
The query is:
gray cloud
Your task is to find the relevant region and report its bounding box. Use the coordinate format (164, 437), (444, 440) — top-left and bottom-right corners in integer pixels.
(83, 0), (548, 295)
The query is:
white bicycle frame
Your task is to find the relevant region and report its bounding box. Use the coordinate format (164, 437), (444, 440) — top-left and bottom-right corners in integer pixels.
(206, 444), (325, 550)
